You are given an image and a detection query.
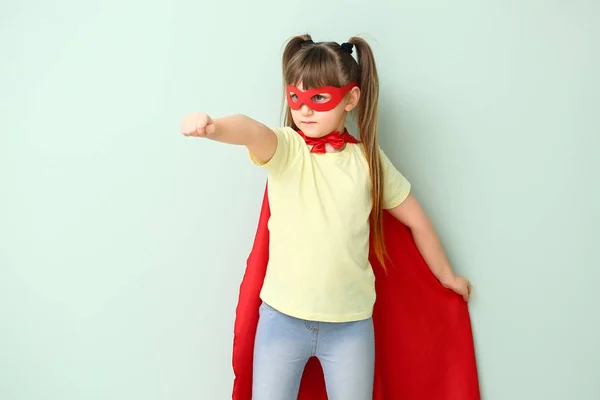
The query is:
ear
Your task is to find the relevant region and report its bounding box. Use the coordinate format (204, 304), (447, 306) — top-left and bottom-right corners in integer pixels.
(344, 87), (361, 112)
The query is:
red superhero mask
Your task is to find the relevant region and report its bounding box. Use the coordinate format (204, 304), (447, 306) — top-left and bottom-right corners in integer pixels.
(286, 80), (358, 112)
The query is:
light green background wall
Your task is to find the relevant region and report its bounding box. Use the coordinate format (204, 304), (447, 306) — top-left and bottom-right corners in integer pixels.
(2, 1), (598, 399)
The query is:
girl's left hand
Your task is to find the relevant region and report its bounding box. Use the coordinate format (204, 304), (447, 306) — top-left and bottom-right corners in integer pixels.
(443, 276), (472, 302)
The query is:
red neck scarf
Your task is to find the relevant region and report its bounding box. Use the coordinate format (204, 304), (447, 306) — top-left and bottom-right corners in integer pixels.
(297, 128), (360, 154)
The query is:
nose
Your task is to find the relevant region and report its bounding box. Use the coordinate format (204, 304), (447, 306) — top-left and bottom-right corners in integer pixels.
(299, 104), (313, 115)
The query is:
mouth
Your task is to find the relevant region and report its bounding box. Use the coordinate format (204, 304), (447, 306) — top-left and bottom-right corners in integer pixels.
(301, 121), (316, 125)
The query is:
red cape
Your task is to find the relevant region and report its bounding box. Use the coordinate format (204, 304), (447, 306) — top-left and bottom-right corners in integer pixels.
(232, 186), (480, 399)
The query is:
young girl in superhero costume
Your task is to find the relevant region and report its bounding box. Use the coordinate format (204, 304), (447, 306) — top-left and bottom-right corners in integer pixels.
(181, 34), (479, 400)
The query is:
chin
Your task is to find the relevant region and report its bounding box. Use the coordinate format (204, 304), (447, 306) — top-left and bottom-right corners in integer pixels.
(297, 124), (330, 138)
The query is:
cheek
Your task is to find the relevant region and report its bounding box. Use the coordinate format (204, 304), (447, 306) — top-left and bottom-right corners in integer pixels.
(333, 99), (349, 113)
(320, 107), (345, 122)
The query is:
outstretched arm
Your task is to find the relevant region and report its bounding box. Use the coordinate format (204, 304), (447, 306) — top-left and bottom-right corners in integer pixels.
(388, 193), (472, 301)
(181, 112), (277, 163)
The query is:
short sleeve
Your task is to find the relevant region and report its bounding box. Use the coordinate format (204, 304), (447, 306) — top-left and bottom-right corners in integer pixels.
(380, 148), (411, 209)
(248, 127), (300, 176)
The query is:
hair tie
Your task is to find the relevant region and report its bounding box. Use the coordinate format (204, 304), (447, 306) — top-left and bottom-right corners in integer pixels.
(303, 39), (314, 45)
(341, 42), (354, 54)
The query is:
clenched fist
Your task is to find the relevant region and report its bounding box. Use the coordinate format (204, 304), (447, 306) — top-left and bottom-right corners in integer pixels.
(181, 112), (216, 137)
(443, 275), (472, 302)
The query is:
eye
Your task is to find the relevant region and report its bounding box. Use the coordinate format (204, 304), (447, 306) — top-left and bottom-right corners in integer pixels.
(312, 94), (330, 103)
(290, 93), (298, 101)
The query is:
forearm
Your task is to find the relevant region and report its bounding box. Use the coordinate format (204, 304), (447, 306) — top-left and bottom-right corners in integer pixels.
(409, 221), (456, 286)
(210, 114), (264, 146)
(388, 194), (470, 298)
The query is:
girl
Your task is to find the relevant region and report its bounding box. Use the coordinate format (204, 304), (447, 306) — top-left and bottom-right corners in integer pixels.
(181, 34), (472, 400)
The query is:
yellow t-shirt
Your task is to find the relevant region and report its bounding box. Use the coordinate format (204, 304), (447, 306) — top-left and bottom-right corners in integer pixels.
(250, 126), (411, 322)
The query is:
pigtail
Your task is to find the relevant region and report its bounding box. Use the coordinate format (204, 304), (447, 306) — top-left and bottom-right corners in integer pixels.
(347, 36), (387, 268)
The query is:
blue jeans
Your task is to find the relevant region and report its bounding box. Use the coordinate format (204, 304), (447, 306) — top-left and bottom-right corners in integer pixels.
(252, 302), (375, 400)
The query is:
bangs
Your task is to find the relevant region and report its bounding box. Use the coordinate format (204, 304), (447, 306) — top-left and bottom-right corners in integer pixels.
(285, 46), (345, 89)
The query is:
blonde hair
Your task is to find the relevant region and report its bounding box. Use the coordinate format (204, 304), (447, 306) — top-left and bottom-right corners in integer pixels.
(281, 34), (388, 268)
